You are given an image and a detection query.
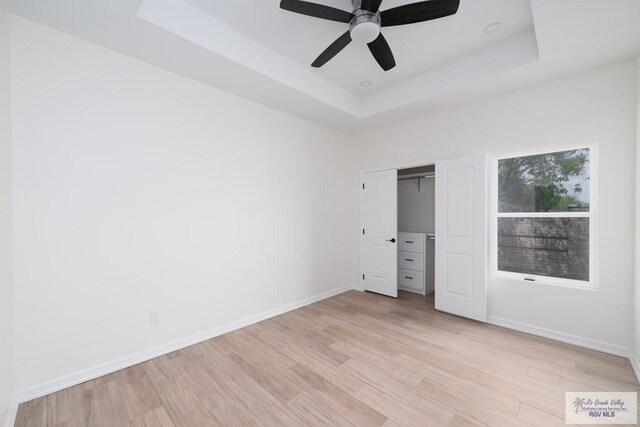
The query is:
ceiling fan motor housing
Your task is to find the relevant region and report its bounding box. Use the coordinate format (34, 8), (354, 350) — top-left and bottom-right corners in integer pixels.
(349, 0), (381, 43)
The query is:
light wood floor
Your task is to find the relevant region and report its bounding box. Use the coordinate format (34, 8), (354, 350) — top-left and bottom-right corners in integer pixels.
(16, 291), (640, 426)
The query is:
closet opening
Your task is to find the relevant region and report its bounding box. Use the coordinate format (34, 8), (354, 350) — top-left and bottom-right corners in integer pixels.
(397, 164), (436, 306)
(361, 155), (486, 319)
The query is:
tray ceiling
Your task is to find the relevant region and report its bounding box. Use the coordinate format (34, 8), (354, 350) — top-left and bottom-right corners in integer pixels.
(8, 0), (640, 133)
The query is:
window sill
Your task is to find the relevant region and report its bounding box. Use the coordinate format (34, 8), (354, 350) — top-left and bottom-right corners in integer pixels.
(492, 271), (598, 291)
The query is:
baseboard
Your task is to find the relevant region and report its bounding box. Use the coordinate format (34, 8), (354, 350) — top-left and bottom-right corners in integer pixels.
(629, 352), (640, 385)
(487, 315), (630, 358)
(4, 398), (18, 427)
(16, 284), (359, 403)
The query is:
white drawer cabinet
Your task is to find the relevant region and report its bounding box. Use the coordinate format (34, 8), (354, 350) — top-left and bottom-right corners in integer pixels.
(397, 232), (427, 295)
(398, 269), (424, 292)
(398, 233), (425, 253)
(398, 252), (425, 271)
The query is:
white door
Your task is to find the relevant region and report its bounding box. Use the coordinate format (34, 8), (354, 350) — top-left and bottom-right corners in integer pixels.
(361, 170), (398, 297)
(435, 155), (487, 321)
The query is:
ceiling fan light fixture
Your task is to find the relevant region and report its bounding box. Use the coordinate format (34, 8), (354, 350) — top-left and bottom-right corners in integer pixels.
(350, 21), (380, 44)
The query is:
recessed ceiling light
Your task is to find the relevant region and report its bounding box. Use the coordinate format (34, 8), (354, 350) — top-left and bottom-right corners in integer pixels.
(483, 22), (501, 34)
(360, 80), (372, 87)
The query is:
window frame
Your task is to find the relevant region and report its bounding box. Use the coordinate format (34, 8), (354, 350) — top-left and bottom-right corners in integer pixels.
(490, 142), (598, 290)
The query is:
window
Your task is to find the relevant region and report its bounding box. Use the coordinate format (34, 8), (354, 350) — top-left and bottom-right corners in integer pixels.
(494, 144), (596, 288)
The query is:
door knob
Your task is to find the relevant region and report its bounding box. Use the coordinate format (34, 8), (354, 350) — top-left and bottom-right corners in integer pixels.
(386, 238), (396, 243)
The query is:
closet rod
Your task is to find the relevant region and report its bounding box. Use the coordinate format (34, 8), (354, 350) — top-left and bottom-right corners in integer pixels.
(398, 174), (435, 181)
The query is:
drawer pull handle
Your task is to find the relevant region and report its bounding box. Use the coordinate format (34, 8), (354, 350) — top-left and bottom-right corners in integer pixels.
(405, 259), (413, 262)
(404, 276), (413, 280)
(405, 240), (414, 243)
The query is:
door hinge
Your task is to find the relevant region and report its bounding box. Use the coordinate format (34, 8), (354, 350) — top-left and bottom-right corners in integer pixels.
(362, 183), (365, 189)
(362, 228), (365, 235)
(362, 274), (365, 280)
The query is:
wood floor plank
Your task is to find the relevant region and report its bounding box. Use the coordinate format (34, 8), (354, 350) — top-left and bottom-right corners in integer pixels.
(329, 338), (424, 388)
(15, 398), (45, 427)
(141, 407), (175, 427)
(286, 363), (387, 426)
(340, 358), (456, 424)
(82, 380), (131, 427)
(15, 291), (640, 427)
(284, 390), (353, 427)
(448, 411), (492, 427)
(354, 383), (446, 426)
(197, 340), (305, 426)
(517, 403), (565, 426)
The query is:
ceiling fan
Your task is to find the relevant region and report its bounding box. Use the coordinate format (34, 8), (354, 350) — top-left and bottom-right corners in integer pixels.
(279, 0), (460, 71)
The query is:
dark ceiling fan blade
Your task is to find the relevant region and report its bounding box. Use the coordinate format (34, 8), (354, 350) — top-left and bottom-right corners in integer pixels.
(380, 0), (459, 27)
(367, 33), (395, 71)
(361, 0), (383, 12)
(312, 31), (352, 68)
(280, 0), (354, 23)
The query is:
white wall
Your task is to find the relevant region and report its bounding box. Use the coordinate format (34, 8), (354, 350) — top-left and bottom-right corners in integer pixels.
(11, 16), (359, 392)
(398, 178), (435, 234)
(357, 61), (637, 349)
(0, 2), (15, 426)
(634, 55), (640, 361)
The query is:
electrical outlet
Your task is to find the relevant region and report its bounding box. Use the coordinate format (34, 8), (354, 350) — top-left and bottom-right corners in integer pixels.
(150, 310), (161, 326)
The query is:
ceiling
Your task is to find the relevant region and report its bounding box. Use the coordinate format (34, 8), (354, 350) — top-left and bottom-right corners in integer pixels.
(184, 0), (534, 96)
(7, 0), (640, 134)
